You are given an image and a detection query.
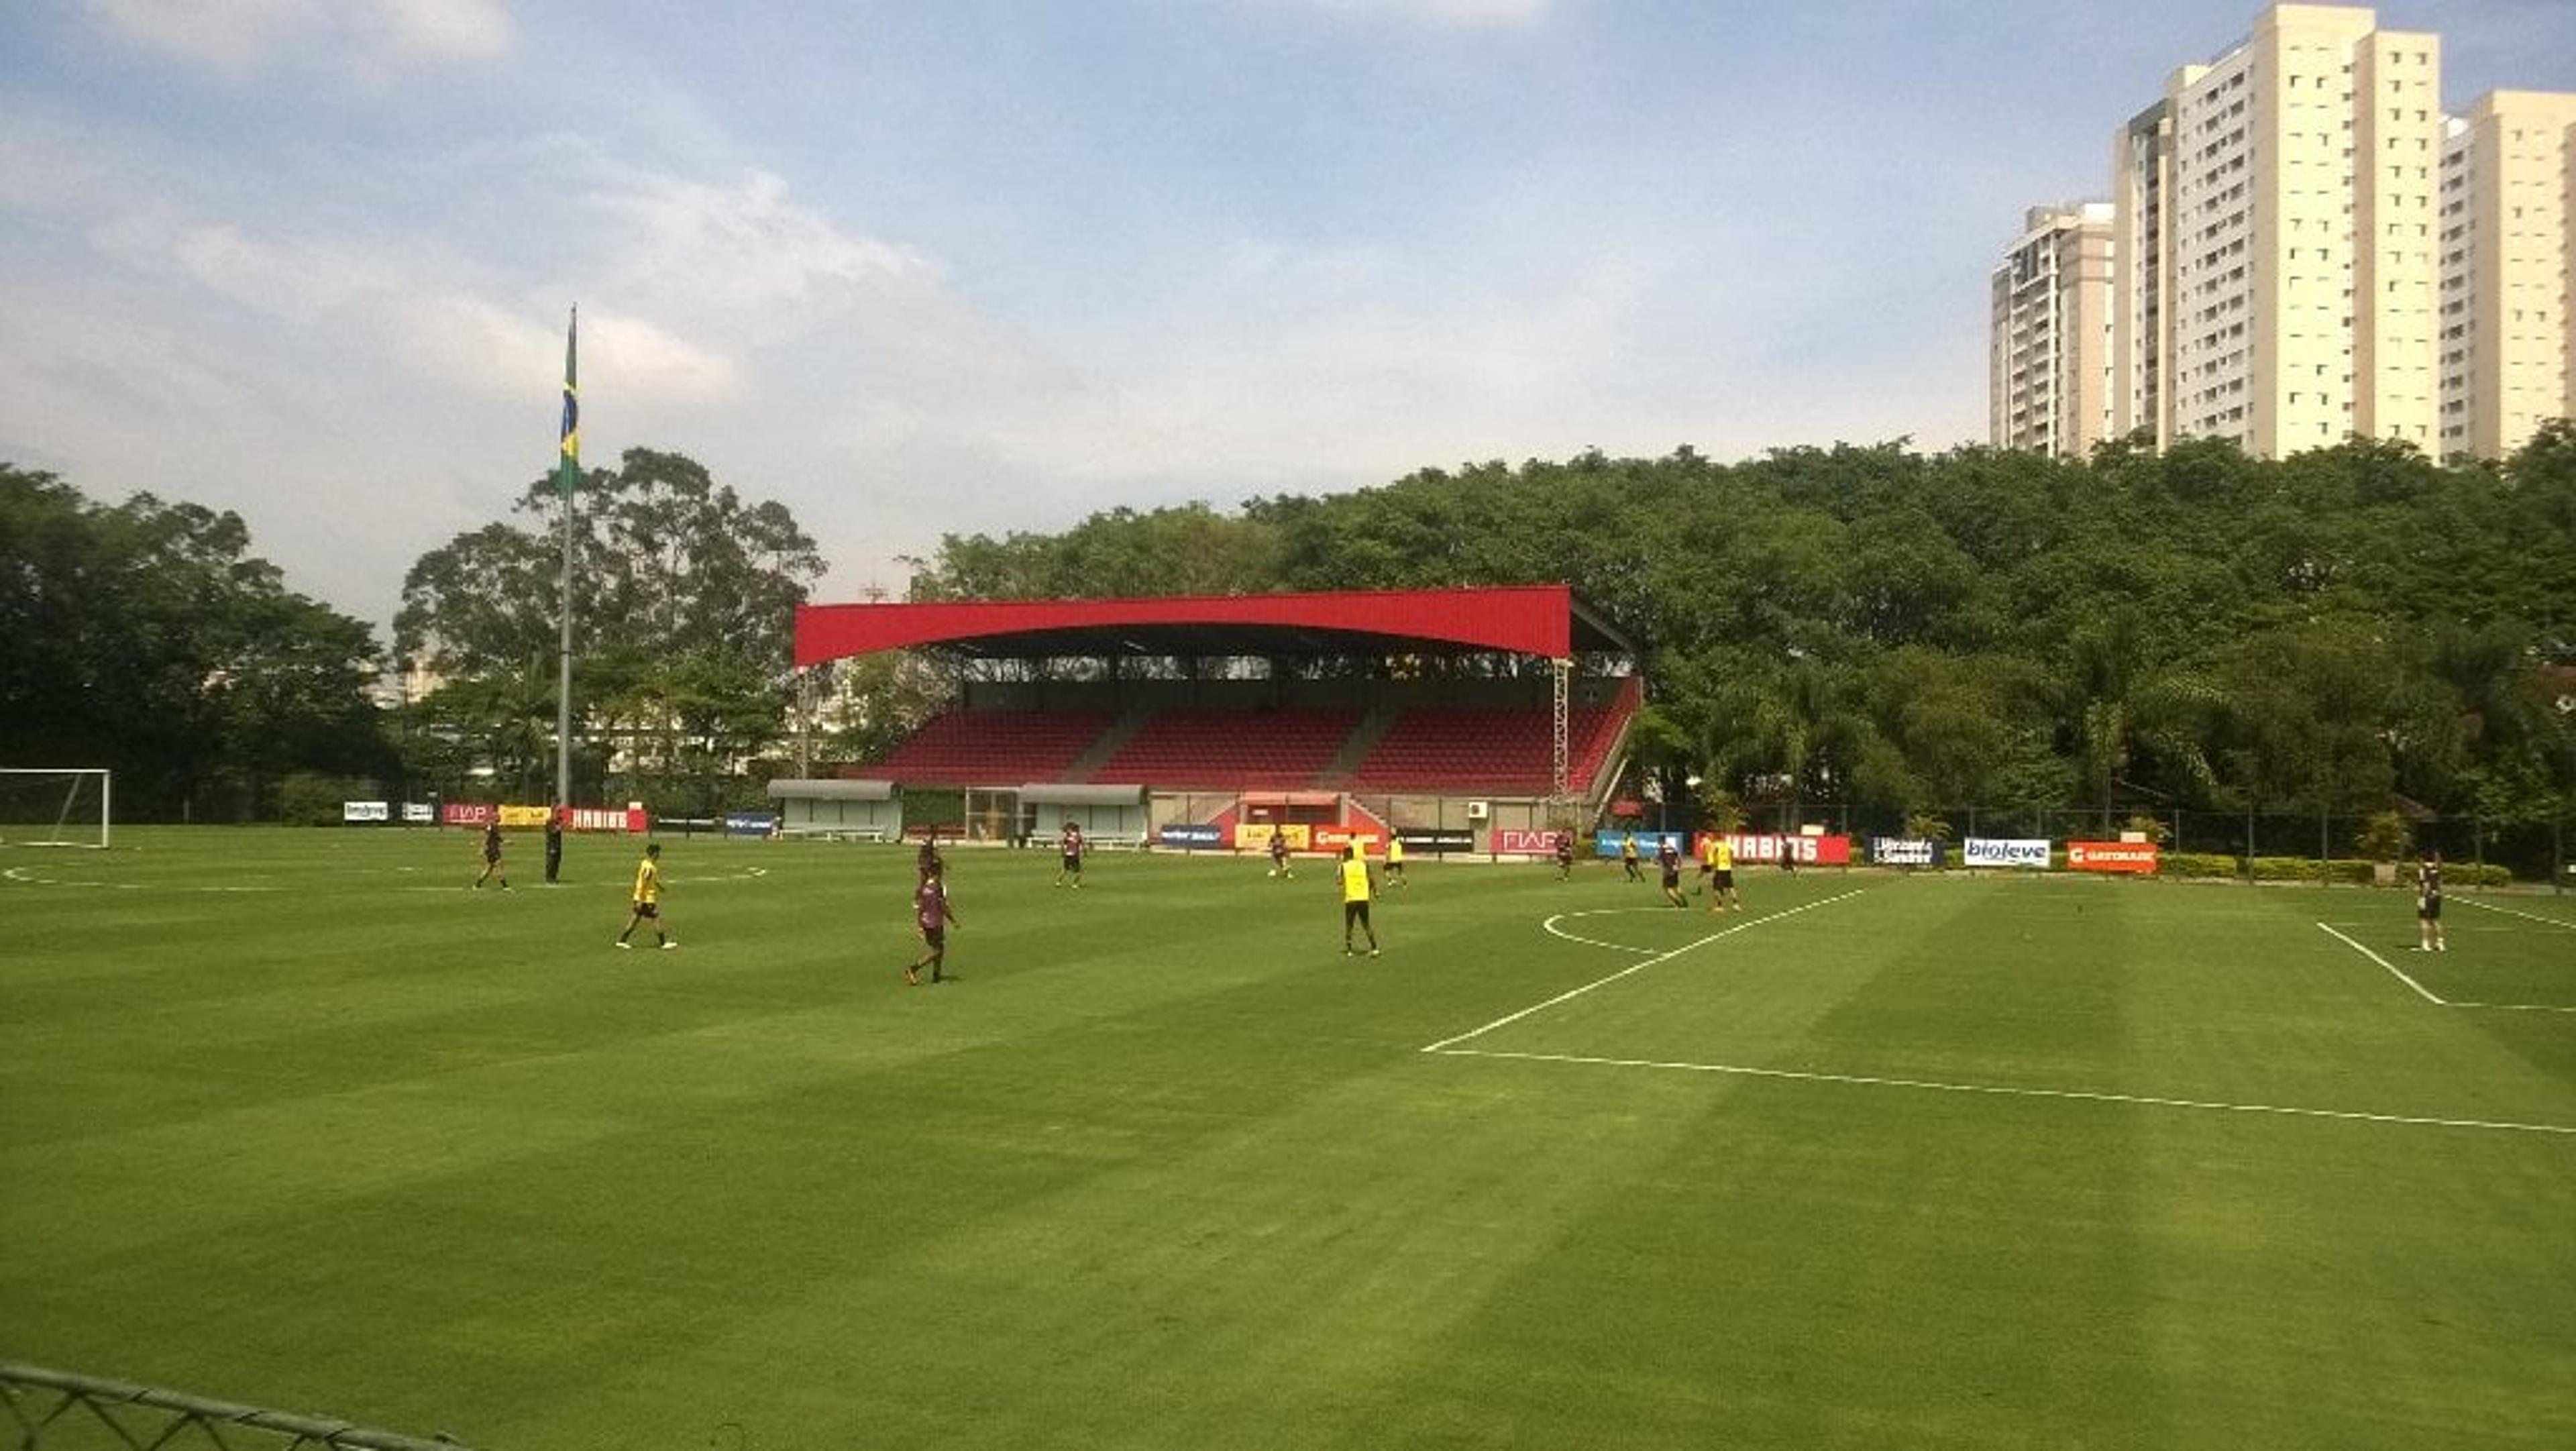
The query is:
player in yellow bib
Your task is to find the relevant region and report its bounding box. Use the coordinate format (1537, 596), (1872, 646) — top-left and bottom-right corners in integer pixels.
(616, 842), (675, 949)
(1384, 835), (1407, 888)
(1708, 836), (1737, 913)
(1339, 844), (1380, 957)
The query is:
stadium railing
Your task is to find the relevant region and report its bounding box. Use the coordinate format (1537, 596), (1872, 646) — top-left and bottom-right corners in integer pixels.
(0, 1361), (490, 1451)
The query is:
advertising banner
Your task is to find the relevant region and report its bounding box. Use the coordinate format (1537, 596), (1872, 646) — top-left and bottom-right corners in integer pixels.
(442, 802), (495, 827)
(1594, 829), (1690, 859)
(341, 800), (390, 823)
(1158, 824), (1223, 849)
(1311, 826), (1383, 855)
(723, 812), (779, 838)
(1870, 837), (1943, 867)
(2067, 841), (2159, 874)
(1395, 828), (1476, 854)
(499, 804), (556, 828)
(402, 802), (435, 824)
(445, 803), (641, 832)
(1234, 822), (1310, 852)
(1962, 837), (2051, 868)
(1495, 828), (1564, 855)
(1670, 832), (1856, 866)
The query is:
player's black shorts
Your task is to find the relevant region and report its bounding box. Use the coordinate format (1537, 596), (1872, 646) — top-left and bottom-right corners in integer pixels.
(1344, 901), (1371, 927)
(1661, 869), (1680, 888)
(1062, 853), (1081, 869)
(2419, 898), (2441, 920)
(921, 926), (946, 949)
(632, 902), (659, 918)
(1714, 870), (1735, 890)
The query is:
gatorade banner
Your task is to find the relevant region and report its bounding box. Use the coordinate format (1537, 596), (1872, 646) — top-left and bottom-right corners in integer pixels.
(1312, 827), (1383, 854)
(2068, 841), (2158, 874)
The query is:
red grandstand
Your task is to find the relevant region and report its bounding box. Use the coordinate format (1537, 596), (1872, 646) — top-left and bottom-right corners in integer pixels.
(787, 585), (1640, 854)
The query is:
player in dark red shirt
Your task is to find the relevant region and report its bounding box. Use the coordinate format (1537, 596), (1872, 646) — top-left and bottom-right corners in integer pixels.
(907, 866), (958, 985)
(1053, 820), (1085, 888)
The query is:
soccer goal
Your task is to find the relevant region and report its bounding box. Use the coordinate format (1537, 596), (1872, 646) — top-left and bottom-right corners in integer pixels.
(0, 768), (112, 848)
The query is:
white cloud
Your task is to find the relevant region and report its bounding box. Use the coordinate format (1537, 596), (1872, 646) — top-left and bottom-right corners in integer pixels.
(79, 0), (509, 71)
(1263, 0), (1559, 28)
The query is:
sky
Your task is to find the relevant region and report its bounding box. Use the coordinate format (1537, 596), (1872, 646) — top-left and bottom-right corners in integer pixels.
(4, 0), (2571, 631)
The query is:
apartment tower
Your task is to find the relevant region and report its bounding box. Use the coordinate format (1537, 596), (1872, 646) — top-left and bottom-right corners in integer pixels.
(2107, 4), (2446, 457)
(1990, 203), (2116, 456)
(2440, 91), (2576, 460)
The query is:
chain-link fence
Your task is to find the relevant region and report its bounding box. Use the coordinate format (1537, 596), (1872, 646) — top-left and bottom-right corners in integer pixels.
(0, 1362), (488, 1451)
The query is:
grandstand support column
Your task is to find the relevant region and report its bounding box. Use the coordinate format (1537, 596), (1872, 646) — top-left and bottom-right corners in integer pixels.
(1551, 657), (1570, 808)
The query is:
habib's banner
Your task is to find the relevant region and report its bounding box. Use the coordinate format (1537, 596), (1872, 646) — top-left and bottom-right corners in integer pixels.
(2067, 841), (2159, 874)
(1962, 837), (2051, 868)
(1688, 832), (1855, 867)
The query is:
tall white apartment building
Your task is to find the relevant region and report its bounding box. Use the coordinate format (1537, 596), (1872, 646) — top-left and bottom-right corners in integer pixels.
(2106, 3), (2448, 458)
(1990, 203), (2116, 457)
(2440, 91), (2576, 460)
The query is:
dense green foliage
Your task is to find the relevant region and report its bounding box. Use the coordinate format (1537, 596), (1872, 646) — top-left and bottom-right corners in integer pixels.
(909, 429), (2576, 844)
(0, 464), (390, 818)
(395, 447), (826, 810)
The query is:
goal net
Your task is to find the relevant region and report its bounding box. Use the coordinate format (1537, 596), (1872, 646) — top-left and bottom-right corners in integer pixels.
(0, 768), (112, 848)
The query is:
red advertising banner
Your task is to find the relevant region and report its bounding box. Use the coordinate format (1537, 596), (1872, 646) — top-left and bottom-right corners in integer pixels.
(1690, 833), (1854, 867)
(2067, 841), (2159, 874)
(1311, 827), (1383, 855)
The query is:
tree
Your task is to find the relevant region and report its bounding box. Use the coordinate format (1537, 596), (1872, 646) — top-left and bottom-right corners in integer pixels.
(395, 448), (824, 806)
(0, 466), (390, 818)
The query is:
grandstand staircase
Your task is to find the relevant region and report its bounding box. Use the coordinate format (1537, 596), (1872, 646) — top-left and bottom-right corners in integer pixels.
(1318, 707), (1399, 790)
(1062, 709), (1149, 783)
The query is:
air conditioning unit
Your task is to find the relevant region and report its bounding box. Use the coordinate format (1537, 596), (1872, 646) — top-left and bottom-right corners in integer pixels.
(1465, 800), (1490, 820)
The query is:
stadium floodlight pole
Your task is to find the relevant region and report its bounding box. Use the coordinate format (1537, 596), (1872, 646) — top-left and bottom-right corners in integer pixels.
(554, 305), (580, 810)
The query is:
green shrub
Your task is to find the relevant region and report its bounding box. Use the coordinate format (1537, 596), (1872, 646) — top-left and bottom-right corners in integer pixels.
(2157, 852), (2242, 879)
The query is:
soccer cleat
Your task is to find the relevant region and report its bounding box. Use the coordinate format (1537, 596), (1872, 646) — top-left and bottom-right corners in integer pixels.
(905, 968), (920, 985)
(1368, 948), (1380, 957)
(660, 941), (677, 950)
(615, 941), (631, 949)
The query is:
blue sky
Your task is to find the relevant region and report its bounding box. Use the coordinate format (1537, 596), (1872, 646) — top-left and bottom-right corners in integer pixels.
(3, 0), (2571, 627)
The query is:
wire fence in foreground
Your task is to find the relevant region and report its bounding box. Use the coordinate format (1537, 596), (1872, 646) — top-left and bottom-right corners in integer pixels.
(0, 1362), (489, 1451)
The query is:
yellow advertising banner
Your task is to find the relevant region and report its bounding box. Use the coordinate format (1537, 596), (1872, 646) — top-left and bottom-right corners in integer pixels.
(1236, 822), (1310, 851)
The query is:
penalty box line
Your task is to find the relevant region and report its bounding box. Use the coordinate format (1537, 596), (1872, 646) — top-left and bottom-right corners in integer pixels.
(1419, 889), (1867, 1055)
(1434, 1048), (2576, 1138)
(2316, 920), (2576, 1014)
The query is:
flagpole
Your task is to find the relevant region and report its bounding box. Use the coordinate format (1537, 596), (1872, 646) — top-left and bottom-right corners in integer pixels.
(555, 305), (578, 812)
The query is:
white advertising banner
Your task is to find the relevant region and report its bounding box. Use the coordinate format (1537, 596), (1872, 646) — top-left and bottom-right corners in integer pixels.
(1872, 837), (1939, 866)
(341, 800), (390, 822)
(1962, 837), (2050, 869)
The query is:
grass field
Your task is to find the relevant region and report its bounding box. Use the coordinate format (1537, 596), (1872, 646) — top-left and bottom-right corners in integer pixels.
(4, 828), (2573, 1450)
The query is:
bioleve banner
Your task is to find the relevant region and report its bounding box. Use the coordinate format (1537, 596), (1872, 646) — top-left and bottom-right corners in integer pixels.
(1962, 837), (2051, 868)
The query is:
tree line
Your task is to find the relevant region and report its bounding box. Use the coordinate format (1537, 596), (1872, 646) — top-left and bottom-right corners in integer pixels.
(7, 425), (2572, 865)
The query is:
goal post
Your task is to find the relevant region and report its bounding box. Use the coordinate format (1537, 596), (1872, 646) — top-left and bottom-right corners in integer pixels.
(0, 768), (112, 848)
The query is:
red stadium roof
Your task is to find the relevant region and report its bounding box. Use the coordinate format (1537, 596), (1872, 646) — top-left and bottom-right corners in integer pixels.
(794, 585), (1631, 667)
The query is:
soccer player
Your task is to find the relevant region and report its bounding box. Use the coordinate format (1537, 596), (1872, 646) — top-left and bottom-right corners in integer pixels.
(615, 843), (674, 949)
(1267, 827), (1294, 879)
(1338, 843), (1380, 957)
(543, 806), (565, 884)
(472, 818), (511, 890)
(1709, 834), (1738, 913)
(1554, 832), (1574, 879)
(1656, 836), (1686, 907)
(1054, 819), (1084, 888)
(2416, 849), (2445, 953)
(1384, 835), (1407, 888)
(1621, 834), (1642, 882)
(908, 864), (959, 985)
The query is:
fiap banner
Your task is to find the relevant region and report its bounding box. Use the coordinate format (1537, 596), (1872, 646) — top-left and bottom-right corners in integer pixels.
(2068, 841), (2159, 874)
(1962, 837), (2051, 868)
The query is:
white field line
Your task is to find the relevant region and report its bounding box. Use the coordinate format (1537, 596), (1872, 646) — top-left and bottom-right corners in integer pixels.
(1432, 1048), (2576, 1138)
(1539, 908), (1670, 957)
(2315, 922), (2447, 1004)
(2457, 896), (2576, 931)
(1420, 890), (1866, 1055)
(2316, 919), (2576, 1013)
